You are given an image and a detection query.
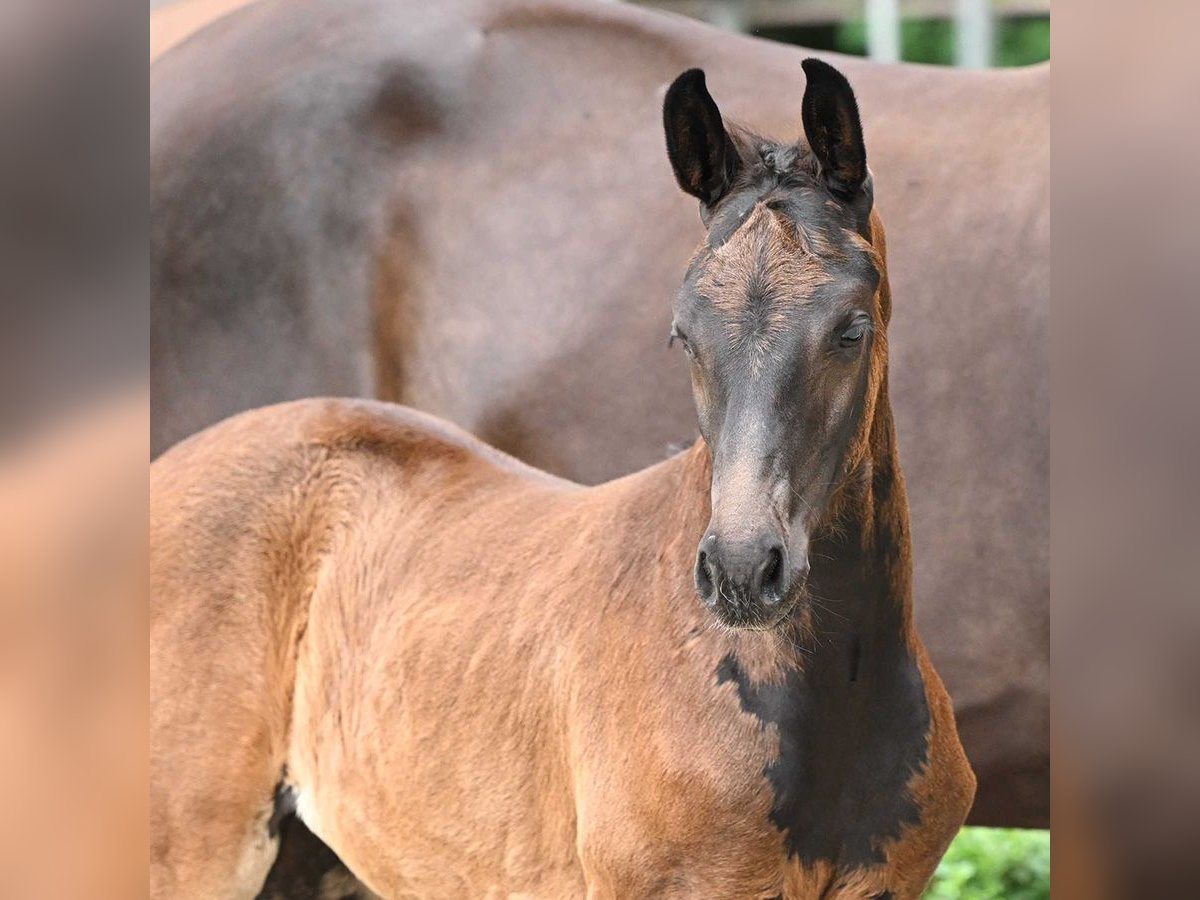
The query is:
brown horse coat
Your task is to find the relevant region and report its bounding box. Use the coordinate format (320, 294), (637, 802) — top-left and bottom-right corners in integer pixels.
(150, 0), (1046, 825)
(151, 398), (974, 899)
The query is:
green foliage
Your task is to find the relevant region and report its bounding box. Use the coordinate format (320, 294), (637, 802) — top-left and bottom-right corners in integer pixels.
(831, 19), (955, 65)
(996, 16), (1051, 68)
(923, 827), (1050, 900)
(899, 18), (957, 66)
(759, 15), (1050, 68)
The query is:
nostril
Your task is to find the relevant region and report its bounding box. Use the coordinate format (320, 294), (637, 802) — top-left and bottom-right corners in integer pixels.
(695, 549), (716, 603)
(759, 545), (785, 600)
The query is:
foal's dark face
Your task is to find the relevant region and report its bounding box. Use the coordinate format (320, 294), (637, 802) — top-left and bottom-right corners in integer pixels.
(664, 61), (885, 629)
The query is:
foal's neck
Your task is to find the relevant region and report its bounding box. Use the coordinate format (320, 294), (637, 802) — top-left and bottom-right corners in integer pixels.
(811, 387), (915, 639)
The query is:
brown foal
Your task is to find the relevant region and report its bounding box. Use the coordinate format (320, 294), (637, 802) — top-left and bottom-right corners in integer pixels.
(150, 61), (974, 899)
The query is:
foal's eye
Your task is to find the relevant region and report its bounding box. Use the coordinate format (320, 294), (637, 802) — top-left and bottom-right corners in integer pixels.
(838, 321), (868, 348)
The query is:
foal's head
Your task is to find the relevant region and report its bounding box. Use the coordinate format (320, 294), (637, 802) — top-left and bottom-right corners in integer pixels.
(663, 60), (888, 630)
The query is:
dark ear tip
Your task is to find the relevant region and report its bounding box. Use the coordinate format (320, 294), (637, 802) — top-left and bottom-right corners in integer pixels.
(668, 68), (707, 95)
(802, 57), (851, 87)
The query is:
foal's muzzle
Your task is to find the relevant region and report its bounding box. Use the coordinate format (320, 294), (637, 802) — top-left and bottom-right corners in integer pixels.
(694, 531), (810, 628)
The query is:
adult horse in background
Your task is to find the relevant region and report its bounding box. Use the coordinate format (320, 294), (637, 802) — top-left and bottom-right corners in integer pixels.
(150, 0), (1047, 826)
(149, 0), (252, 60)
(152, 61), (975, 899)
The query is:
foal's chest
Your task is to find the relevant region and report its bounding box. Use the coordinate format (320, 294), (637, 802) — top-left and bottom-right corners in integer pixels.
(714, 640), (931, 877)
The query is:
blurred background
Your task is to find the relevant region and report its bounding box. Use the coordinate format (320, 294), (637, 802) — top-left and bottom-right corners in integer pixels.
(151, 0), (1051, 67)
(633, 0), (1049, 67)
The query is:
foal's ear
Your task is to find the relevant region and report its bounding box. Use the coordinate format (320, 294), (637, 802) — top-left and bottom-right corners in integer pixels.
(663, 69), (740, 208)
(800, 58), (868, 199)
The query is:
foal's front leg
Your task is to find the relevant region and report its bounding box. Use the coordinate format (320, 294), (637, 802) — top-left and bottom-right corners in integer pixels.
(150, 784), (282, 900)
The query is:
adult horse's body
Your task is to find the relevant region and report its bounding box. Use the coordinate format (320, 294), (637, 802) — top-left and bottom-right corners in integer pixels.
(152, 62), (973, 898)
(149, 0), (252, 60)
(150, 0), (1047, 825)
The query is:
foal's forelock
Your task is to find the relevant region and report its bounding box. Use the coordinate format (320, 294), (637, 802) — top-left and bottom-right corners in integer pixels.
(693, 198), (881, 376)
(696, 204), (831, 372)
